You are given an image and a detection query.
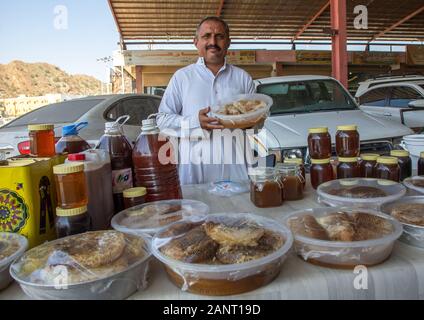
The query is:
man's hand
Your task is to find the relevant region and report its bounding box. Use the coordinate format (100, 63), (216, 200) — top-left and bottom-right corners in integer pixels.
(199, 107), (224, 130)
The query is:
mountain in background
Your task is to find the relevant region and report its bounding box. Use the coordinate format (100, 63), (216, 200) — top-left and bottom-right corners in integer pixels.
(0, 60), (102, 98)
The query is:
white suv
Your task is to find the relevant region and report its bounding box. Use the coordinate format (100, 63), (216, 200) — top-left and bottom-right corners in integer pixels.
(355, 75), (424, 130)
(252, 75), (413, 161)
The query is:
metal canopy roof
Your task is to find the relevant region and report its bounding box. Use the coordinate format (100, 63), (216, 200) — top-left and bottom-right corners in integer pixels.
(108, 0), (424, 42)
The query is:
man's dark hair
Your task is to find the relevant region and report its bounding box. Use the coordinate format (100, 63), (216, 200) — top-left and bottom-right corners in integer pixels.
(195, 16), (230, 38)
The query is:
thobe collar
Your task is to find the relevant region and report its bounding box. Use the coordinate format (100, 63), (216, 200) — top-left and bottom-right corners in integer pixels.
(196, 57), (228, 75)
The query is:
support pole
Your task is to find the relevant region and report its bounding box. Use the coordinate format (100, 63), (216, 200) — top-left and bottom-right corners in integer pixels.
(330, 0), (348, 88)
(135, 66), (144, 94)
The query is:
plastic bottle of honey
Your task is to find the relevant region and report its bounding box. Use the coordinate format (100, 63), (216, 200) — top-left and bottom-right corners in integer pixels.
(390, 150), (411, 181)
(337, 157), (360, 179)
(55, 122), (91, 154)
(133, 116), (182, 202)
(375, 156), (400, 182)
(336, 125), (360, 157)
(359, 153), (379, 178)
(96, 116), (134, 213)
(53, 162), (88, 209)
(55, 206), (90, 238)
(308, 127), (332, 159)
(28, 124), (56, 157)
(310, 158), (334, 189)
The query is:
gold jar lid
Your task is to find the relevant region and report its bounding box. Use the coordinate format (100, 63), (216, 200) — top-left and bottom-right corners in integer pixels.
(337, 125), (357, 131)
(56, 206), (87, 217)
(308, 127), (328, 134)
(53, 162), (84, 174)
(390, 150), (410, 157)
(377, 156), (398, 165)
(123, 187), (147, 198)
(311, 158), (331, 164)
(361, 153), (379, 161)
(28, 124), (54, 131)
(338, 157), (358, 163)
(284, 157), (303, 165)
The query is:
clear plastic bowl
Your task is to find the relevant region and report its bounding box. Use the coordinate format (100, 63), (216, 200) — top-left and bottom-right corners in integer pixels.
(283, 207), (403, 268)
(0, 232), (28, 290)
(210, 93), (273, 129)
(111, 199), (209, 237)
(317, 178), (406, 209)
(381, 196), (424, 248)
(10, 231), (151, 300)
(403, 176), (424, 195)
(151, 213), (293, 296)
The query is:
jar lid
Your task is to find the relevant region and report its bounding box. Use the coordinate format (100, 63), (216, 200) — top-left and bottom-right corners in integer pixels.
(56, 206), (87, 217)
(53, 162), (85, 174)
(68, 153), (86, 161)
(311, 158), (331, 164)
(338, 157), (358, 163)
(360, 153), (379, 161)
(123, 187), (147, 198)
(337, 125), (357, 131)
(28, 124), (54, 131)
(390, 150), (410, 157)
(377, 156), (398, 165)
(248, 167), (278, 180)
(284, 157), (303, 165)
(308, 127), (328, 134)
(275, 163), (298, 175)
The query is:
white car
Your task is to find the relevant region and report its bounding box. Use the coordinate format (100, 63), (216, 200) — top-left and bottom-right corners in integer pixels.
(252, 75), (413, 161)
(355, 75), (424, 130)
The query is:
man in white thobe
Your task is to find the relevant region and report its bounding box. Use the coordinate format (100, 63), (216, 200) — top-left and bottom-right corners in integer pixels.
(157, 16), (256, 185)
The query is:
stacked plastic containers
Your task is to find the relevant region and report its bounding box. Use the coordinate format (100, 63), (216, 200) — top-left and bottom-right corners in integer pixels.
(96, 116), (134, 213)
(66, 150), (114, 230)
(55, 122), (91, 154)
(307, 127), (334, 189)
(133, 116), (182, 202)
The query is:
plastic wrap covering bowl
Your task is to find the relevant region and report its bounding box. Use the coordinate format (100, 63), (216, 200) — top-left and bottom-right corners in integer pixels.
(381, 196), (424, 248)
(10, 231), (151, 300)
(111, 199), (209, 237)
(0, 232), (28, 290)
(403, 176), (424, 195)
(151, 213), (293, 296)
(210, 93), (273, 129)
(283, 207), (402, 268)
(317, 178), (406, 209)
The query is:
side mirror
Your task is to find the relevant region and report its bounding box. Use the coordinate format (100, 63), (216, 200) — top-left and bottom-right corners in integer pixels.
(408, 99), (424, 108)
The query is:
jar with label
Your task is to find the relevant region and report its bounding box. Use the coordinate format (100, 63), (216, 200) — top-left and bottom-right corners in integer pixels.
(390, 150), (412, 181)
(53, 162), (88, 209)
(123, 187), (147, 209)
(359, 153), (379, 178)
(335, 125), (360, 157)
(284, 158), (306, 188)
(55, 206), (90, 238)
(276, 163), (304, 201)
(337, 157), (360, 179)
(310, 158), (334, 189)
(248, 167), (283, 208)
(419, 152), (424, 176)
(308, 127), (332, 159)
(28, 124), (56, 157)
(375, 156), (400, 182)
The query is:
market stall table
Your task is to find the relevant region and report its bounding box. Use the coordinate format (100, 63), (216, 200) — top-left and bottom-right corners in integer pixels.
(1, 182), (424, 300)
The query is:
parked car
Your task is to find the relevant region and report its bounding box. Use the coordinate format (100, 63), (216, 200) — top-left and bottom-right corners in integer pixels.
(251, 75), (413, 162)
(0, 94), (161, 157)
(355, 75), (424, 130)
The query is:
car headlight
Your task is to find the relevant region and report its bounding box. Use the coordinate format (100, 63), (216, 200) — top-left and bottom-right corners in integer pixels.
(268, 148), (307, 163)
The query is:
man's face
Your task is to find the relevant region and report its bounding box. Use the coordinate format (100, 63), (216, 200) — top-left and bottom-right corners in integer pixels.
(194, 20), (230, 65)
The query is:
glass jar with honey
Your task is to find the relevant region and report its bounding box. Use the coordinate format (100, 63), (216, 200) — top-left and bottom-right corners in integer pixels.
(123, 187), (147, 209)
(310, 158), (334, 189)
(28, 124), (56, 157)
(276, 163), (304, 201)
(53, 162), (88, 209)
(419, 152), (424, 176)
(390, 150), (411, 181)
(375, 156), (400, 182)
(335, 125), (360, 157)
(359, 153), (379, 178)
(248, 167), (283, 208)
(337, 157), (360, 179)
(308, 127), (332, 159)
(55, 205), (90, 238)
(284, 157), (306, 189)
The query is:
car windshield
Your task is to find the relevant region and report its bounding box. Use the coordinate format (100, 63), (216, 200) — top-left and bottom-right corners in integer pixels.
(257, 79), (357, 115)
(4, 98), (105, 127)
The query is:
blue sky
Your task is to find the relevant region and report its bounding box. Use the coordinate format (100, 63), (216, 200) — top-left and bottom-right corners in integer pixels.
(0, 0), (120, 82)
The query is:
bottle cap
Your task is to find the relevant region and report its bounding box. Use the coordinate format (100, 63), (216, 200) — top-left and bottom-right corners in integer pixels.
(28, 124), (54, 131)
(56, 206), (87, 217)
(337, 125), (357, 131)
(62, 122), (88, 136)
(311, 158), (331, 164)
(53, 162), (85, 174)
(68, 153), (86, 161)
(284, 158), (303, 165)
(123, 187), (147, 198)
(377, 156), (398, 165)
(390, 150), (410, 157)
(360, 153), (379, 161)
(338, 157), (358, 163)
(308, 127), (328, 134)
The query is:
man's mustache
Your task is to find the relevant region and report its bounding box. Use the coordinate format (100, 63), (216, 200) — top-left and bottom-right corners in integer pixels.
(206, 45), (221, 51)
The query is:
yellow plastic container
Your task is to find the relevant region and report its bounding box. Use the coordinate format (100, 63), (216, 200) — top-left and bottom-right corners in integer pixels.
(0, 156), (65, 248)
